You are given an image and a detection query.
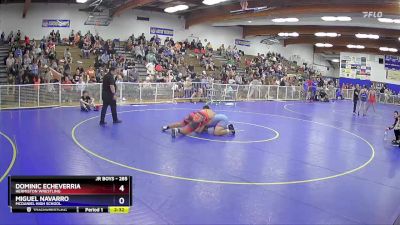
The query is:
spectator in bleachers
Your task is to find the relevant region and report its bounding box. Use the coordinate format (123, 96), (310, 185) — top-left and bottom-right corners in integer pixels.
(6, 53), (15, 76)
(42, 65), (52, 83)
(7, 31), (14, 43)
(184, 78), (192, 98)
(55, 30), (61, 44)
(72, 68), (81, 84)
(15, 30), (21, 42)
(1, 29), (325, 88)
(64, 48), (72, 62)
(22, 50), (32, 67)
(86, 65), (96, 82)
(82, 42), (90, 59)
(100, 51), (110, 65)
(0, 32), (5, 43)
(30, 60), (39, 81)
(138, 33), (146, 43)
(206, 42), (213, 52)
(134, 44), (145, 63)
(14, 46), (22, 59)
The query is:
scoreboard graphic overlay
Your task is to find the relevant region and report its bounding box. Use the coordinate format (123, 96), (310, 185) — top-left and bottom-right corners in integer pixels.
(8, 176), (132, 213)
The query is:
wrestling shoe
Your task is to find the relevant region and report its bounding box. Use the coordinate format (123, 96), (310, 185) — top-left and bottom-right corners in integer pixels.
(162, 126), (169, 132)
(228, 124), (235, 135)
(113, 120), (122, 124)
(99, 121), (107, 126)
(171, 128), (178, 138)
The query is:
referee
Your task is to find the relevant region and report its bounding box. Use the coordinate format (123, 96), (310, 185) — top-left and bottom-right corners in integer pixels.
(352, 84), (360, 115)
(100, 67), (121, 126)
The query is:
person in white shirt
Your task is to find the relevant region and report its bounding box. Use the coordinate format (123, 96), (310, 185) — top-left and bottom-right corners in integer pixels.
(6, 53), (15, 72)
(146, 62), (155, 75)
(248, 78), (262, 99)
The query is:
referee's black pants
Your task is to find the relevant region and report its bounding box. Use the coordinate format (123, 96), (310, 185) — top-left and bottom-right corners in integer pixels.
(353, 100), (358, 113)
(100, 99), (118, 123)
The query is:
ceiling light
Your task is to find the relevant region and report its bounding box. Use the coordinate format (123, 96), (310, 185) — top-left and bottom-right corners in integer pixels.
(314, 32), (340, 37)
(379, 47), (389, 51)
(76, 0), (88, 3)
(272, 18), (286, 23)
(315, 43), (333, 48)
(380, 47), (398, 52)
(327, 33), (340, 37)
(164, 7), (177, 13)
(347, 44), (365, 49)
(331, 59), (339, 63)
(321, 16), (351, 22)
(355, 33), (379, 39)
(378, 18), (400, 24)
(278, 32), (299, 37)
(247, 21), (252, 23)
(164, 4), (189, 13)
(286, 18), (299, 22)
(202, 0), (227, 5)
(321, 16), (336, 21)
(175, 4), (189, 11)
(355, 33), (367, 38)
(378, 18), (393, 23)
(337, 16), (352, 21)
(272, 18), (299, 23)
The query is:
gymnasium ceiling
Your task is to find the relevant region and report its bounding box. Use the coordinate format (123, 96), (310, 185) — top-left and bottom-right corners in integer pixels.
(137, 0), (400, 56)
(1, 0), (400, 55)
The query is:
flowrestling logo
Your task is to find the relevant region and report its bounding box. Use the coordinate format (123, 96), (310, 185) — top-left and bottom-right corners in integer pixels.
(42, 20), (70, 28)
(362, 12), (383, 18)
(150, 27), (174, 36)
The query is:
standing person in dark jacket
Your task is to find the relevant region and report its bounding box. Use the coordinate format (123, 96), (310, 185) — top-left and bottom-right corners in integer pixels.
(353, 84), (360, 114)
(99, 67), (121, 126)
(387, 111), (400, 145)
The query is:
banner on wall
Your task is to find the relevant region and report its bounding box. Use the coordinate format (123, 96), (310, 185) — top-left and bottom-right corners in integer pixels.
(340, 54), (371, 80)
(42, 19), (70, 28)
(150, 27), (173, 36)
(385, 55), (400, 81)
(387, 70), (400, 81)
(235, 39), (250, 47)
(385, 55), (400, 70)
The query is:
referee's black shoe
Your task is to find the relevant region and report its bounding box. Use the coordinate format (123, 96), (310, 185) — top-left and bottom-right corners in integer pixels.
(113, 120), (122, 124)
